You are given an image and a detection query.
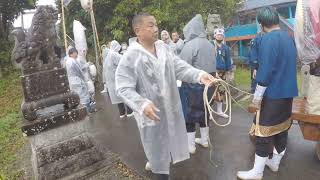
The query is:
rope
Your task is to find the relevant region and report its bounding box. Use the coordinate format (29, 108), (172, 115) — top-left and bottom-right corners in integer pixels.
(202, 76), (253, 166)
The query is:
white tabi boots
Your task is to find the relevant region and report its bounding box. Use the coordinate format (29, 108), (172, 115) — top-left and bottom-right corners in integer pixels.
(195, 127), (209, 148)
(237, 154), (267, 180)
(187, 132), (196, 154)
(216, 101), (229, 118)
(266, 148), (286, 172)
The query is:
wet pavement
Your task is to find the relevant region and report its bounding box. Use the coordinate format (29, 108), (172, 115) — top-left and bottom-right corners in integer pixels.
(88, 93), (320, 180)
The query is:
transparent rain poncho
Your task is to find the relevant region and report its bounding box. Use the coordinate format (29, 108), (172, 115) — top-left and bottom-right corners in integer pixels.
(115, 40), (204, 174)
(104, 40), (123, 104)
(65, 57), (90, 105)
(294, 0), (320, 64)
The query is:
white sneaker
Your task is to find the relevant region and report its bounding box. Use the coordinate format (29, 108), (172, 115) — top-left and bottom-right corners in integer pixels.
(187, 132), (196, 154)
(145, 162), (151, 171)
(195, 127), (209, 148)
(266, 148), (286, 172)
(120, 115), (126, 118)
(237, 154), (267, 180)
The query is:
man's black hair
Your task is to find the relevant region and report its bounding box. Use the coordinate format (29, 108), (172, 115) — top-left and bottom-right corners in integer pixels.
(257, 7), (280, 28)
(68, 47), (78, 56)
(132, 12), (153, 29)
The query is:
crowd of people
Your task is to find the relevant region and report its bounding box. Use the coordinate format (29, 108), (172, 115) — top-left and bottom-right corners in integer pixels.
(63, 6), (298, 180)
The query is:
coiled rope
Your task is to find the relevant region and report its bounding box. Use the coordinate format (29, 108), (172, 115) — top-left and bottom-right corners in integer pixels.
(202, 75), (253, 166)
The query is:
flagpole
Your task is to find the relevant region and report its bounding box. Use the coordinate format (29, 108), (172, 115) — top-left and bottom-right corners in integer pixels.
(61, 0), (68, 52)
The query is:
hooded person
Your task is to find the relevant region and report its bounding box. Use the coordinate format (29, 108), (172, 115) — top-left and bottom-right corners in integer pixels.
(115, 12), (216, 179)
(211, 28), (231, 118)
(101, 41), (111, 93)
(104, 40), (133, 118)
(179, 14), (218, 154)
(161, 30), (177, 54)
(237, 7), (298, 180)
(65, 48), (91, 112)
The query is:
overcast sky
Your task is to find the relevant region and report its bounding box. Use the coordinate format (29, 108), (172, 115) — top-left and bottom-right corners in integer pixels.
(13, 0), (57, 28)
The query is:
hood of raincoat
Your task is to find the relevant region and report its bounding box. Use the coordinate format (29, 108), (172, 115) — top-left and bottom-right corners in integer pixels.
(110, 40), (121, 53)
(183, 14), (207, 42)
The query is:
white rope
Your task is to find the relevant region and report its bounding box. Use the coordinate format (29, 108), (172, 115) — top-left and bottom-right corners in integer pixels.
(202, 76), (253, 165)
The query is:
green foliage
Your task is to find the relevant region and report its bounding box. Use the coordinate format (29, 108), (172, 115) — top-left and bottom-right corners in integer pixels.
(61, 0), (241, 44)
(0, 0), (34, 74)
(0, 72), (25, 179)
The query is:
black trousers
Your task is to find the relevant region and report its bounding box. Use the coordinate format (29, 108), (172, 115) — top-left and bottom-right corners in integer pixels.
(117, 103), (133, 116)
(255, 130), (288, 157)
(186, 121), (208, 132)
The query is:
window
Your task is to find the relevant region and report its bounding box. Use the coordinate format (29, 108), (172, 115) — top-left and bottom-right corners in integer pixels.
(277, 7), (290, 19)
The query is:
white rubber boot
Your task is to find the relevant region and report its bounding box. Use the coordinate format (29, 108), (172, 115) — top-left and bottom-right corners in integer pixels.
(216, 102), (229, 118)
(266, 148), (286, 172)
(195, 127), (209, 148)
(237, 154), (267, 180)
(145, 162), (151, 171)
(187, 132), (196, 154)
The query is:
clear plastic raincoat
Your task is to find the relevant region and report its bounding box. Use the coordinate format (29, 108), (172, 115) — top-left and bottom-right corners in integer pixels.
(115, 40), (204, 174)
(295, 0), (320, 64)
(105, 40), (123, 104)
(65, 57), (90, 105)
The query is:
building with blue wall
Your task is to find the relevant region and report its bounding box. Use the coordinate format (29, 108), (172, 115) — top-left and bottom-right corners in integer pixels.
(225, 0), (297, 63)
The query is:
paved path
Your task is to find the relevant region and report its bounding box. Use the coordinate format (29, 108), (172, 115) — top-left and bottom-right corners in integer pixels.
(88, 93), (320, 180)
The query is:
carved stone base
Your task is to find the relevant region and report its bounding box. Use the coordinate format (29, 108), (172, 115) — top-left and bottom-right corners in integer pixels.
(22, 105), (87, 136)
(28, 117), (110, 180)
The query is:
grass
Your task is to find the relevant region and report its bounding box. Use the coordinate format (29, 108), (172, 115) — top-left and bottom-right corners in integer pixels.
(0, 72), (26, 180)
(233, 66), (302, 109)
(234, 66), (251, 90)
(234, 66), (302, 93)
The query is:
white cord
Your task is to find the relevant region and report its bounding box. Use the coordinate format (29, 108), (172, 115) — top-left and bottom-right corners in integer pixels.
(202, 76), (253, 165)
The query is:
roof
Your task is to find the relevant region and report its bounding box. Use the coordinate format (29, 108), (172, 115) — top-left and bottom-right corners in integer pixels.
(238, 0), (297, 12)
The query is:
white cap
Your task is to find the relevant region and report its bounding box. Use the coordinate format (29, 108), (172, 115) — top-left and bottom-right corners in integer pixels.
(214, 28), (224, 37)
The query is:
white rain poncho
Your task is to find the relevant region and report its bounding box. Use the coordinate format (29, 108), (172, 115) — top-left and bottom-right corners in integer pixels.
(294, 0), (320, 64)
(105, 40), (123, 104)
(161, 30), (177, 54)
(77, 58), (95, 95)
(180, 14), (216, 73)
(102, 47), (110, 84)
(115, 40), (204, 174)
(65, 57), (90, 105)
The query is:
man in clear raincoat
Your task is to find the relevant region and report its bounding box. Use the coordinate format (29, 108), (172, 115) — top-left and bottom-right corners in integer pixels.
(171, 31), (184, 55)
(115, 12), (216, 180)
(161, 30), (177, 54)
(104, 40), (133, 118)
(65, 48), (91, 112)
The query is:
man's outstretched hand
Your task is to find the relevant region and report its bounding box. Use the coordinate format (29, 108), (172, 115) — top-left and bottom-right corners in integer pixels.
(143, 102), (160, 121)
(200, 73), (218, 86)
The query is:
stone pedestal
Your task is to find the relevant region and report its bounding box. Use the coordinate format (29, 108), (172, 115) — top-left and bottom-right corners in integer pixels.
(28, 116), (110, 180)
(10, 6), (111, 179)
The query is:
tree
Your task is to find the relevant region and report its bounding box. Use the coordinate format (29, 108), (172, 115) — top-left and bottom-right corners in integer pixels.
(60, 0), (241, 46)
(0, 0), (35, 77)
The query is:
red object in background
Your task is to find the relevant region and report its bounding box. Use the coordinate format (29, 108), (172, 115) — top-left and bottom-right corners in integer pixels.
(309, 0), (320, 46)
